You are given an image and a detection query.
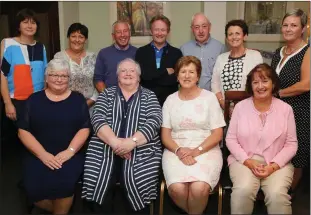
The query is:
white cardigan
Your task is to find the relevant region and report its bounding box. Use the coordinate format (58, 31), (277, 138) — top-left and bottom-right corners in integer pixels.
(211, 49), (263, 97)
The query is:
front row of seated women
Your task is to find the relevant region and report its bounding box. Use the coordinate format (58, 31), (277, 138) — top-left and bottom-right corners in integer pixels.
(19, 57), (297, 215)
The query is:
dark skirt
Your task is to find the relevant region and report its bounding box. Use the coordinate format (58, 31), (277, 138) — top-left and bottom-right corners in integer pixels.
(23, 153), (84, 202)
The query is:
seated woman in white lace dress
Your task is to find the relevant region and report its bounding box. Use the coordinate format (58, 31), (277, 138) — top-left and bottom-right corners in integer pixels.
(54, 23), (98, 115)
(161, 56), (226, 214)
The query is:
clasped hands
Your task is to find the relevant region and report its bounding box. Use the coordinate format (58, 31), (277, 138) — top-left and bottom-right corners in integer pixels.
(244, 159), (275, 179)
(175, 147), (200, 166)
(39, 149), (75, 170)
(111, 138), (136, 160)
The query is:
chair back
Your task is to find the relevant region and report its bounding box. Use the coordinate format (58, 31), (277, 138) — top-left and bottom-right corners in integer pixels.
(224, 91), (251, 124)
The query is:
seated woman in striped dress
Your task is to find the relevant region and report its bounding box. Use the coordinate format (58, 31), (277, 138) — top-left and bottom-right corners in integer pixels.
(82, 58), (162, 214)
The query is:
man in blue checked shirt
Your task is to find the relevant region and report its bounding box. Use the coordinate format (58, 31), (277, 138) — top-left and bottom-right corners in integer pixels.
(181, 13), (226, 91)
(135, 15), (183, 106)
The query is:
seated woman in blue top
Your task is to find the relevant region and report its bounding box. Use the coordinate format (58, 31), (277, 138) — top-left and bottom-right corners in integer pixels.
(18, 59), (90, 214)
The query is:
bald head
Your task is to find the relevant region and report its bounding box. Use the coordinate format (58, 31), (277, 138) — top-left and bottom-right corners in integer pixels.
(191, 13), (211, 44)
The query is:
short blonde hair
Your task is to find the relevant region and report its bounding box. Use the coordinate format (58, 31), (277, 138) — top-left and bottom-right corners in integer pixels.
(116, 58), (141, 76)
(282, 8), (308, 28)
(45, 58), (71, 77)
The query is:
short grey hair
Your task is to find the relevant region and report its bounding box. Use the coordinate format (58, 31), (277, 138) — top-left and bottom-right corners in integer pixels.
(45, 58), (71, 77)
(191, 12), (211, 26)
(282, 8), (308, 28)
(116, 58), (141, 76)
(112, 20), (131, 34)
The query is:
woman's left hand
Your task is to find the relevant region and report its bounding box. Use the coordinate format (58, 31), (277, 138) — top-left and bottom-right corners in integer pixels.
(114, 138), (136, 156)
(55, 149), (75, 165)
(252, 165), (274, 179)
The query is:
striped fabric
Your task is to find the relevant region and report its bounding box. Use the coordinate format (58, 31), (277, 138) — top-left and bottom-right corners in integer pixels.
(82, 86), (163, 211)
(1, 38), (47, 100)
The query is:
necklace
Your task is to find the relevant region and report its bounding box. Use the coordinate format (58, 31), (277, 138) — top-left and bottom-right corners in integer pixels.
(284, 40), (304, 55)
(46, 89), (69, 100)
(67, 49), (84, 63)
(230, 47), (246, 58)
(30, 45), (34, 71)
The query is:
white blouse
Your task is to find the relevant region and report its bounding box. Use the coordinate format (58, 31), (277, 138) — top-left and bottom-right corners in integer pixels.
(54, 50), (98, 101)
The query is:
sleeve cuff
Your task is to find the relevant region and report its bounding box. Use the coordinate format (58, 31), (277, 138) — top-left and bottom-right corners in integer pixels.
(238, 154), (249, 164)
(270, 159), (285, 168)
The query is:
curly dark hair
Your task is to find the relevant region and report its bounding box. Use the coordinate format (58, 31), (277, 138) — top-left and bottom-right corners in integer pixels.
(225, 19), (248, 37)
(67, 23), (89, 39)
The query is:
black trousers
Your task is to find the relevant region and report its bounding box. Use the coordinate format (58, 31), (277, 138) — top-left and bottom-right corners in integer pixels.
(83, 156), (150, 214)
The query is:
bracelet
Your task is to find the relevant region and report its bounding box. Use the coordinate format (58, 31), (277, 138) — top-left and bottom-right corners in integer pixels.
(174, 147), (181, 155)
(218, 98), (224, 101)
(68, 147), (76, 153)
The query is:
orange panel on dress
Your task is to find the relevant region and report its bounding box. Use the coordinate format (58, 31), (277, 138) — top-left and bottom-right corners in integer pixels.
(13, 64), (34, 100)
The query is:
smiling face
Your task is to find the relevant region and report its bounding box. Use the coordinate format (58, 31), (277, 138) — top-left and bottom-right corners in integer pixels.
(282, 15), (305, 42)
(68, 31), (86, 52)
(118, 61), (140, 87)
(19, 18), (37, 37)
(226, 25), (246, 49)
(112, 22), (130, 49)
(251, 71), (273, 100)
(151, 20), (169, 46)
(177, 63), (200, 89)
(47, 70), (70, 93)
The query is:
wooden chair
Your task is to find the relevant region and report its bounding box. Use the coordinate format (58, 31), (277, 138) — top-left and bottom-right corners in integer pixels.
(159, 175), (223, 215)
(223, 91), (250, 124)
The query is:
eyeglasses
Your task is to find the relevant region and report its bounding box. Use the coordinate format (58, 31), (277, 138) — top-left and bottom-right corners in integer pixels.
(48, 74), (69, 80)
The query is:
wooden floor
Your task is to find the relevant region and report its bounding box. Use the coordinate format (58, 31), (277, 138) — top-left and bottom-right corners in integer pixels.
(0, 120), (310, 214)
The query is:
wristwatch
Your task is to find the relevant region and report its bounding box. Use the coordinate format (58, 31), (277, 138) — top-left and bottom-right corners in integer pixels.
(198, 146), (203, 152)
(132, 137), (138, 145)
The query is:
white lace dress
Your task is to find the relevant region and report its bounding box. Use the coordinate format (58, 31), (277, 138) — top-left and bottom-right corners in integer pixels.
(54, 51), (98, 115)
(162, 89), (226, 190)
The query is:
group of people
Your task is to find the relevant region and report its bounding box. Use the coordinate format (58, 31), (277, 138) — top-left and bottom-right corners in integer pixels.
(0, 6), (309, 215)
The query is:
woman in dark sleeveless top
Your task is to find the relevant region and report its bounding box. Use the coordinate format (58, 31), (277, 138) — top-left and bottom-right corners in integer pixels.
(271, 8), (310, 193)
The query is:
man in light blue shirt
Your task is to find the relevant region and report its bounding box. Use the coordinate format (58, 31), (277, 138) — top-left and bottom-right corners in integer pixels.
(181, 13), (225, 91)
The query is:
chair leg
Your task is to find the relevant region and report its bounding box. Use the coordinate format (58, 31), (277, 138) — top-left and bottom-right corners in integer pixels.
(149, 201), (154, 215)
(218, 184), (223, 215)
(159, 180), (166, 215)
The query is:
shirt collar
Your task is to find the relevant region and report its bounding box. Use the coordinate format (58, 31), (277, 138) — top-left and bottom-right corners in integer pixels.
(195, 36), (211, 47)
(151, 41), (168, 50)
(114, 43), (130, 51)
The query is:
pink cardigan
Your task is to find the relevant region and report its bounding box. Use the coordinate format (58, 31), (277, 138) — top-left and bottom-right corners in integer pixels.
(226, 97), (297, 168)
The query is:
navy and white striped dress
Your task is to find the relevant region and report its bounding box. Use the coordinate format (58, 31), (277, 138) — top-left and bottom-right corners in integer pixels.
(82, 86), (162, 211)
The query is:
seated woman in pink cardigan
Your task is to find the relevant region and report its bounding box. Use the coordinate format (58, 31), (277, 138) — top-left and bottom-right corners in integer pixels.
(226, 63), (297, 215)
